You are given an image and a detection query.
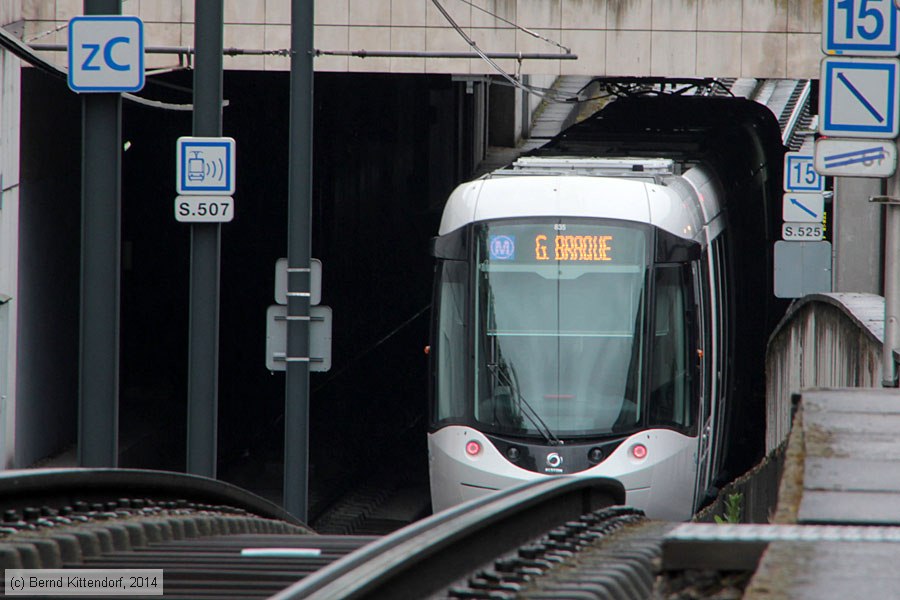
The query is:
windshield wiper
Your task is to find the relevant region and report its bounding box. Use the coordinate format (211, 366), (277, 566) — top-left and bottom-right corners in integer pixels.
(489, 363), (563, 446)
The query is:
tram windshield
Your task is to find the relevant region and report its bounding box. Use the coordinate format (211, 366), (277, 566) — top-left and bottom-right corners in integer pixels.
(472, 220), (649, 438)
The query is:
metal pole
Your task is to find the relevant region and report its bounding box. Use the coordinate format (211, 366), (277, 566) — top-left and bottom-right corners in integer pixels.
(883, 176), (900, 387)
(284, 0), (314, 521)
(186, 0), (223, 477)
(78, 0), (121, 468)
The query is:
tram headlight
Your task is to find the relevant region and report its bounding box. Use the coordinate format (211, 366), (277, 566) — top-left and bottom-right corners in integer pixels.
(630, 443), (648, 460)
(465, 441), (482, 456)
(588, 447), (604, 464)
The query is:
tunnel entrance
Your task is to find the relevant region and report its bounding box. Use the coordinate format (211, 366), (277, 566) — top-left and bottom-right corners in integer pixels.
(19, 69), (483, 517)
(19, 71), (787, 524)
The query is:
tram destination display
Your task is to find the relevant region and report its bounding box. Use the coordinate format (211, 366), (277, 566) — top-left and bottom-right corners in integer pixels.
(484, 223), (646, 265)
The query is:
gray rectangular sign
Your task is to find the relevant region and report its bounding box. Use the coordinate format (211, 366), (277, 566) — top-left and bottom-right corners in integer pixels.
(774, 241), (833, 299)
(265, 305), (332, 372)
(275, 258), (322, 306)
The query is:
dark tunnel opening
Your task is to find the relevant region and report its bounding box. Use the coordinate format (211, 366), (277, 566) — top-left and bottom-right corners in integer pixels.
(18, 70), (788, 521)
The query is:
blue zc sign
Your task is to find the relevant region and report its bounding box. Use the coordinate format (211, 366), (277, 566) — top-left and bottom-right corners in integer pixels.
(68, 16), (145, 93)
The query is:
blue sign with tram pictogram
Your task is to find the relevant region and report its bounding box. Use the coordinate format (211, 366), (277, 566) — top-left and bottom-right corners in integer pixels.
(176, 136), (236, 195)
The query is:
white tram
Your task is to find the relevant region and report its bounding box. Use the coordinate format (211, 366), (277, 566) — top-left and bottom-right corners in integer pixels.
(427, 155), (735, 521)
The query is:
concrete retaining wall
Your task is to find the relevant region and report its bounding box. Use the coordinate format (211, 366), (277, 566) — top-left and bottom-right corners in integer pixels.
(19, 0), (824, 77)
(765, 293), (885, 454)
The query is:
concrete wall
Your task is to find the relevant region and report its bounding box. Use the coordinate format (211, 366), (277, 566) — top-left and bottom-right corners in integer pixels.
(833, 178), (883, 295)
(765, 293), (884, 454)
(22, 0), (823, 77)
(0, 1), (22, 468)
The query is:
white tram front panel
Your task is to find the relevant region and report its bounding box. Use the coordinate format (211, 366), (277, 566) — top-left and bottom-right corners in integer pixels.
(428, 426), (698, 522)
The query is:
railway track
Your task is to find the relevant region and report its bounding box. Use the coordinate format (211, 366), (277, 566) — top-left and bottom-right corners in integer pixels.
(278, 475), (626, 599)
(0, 469), (691, 598)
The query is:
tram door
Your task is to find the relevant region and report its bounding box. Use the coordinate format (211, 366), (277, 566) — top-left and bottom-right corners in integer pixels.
(691, 258), (714, 508)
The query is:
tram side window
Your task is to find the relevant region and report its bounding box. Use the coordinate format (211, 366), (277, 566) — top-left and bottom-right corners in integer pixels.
(436, 261), (467, 421)
(712, 237), (729, 397)
(649, 265), (692, 430)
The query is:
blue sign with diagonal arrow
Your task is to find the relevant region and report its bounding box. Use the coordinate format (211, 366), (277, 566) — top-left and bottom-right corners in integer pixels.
(783, 193), (825, 223)
(820, 56), (900, 137)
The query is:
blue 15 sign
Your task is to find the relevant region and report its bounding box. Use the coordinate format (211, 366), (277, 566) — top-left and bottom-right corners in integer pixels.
(825, 0), (900, 56)
(784, 153), (825, 192)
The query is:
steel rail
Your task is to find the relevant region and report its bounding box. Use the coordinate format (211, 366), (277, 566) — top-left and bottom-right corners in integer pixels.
(273, 475), (625, 599)
(0, 468), (306, 527)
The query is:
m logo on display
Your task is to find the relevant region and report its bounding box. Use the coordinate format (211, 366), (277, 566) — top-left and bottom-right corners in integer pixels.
(489, 235), (515, 260)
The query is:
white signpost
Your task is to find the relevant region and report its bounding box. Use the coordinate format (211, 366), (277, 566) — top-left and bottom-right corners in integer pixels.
(784, 153), (825, 192)
(779, 150), (829, 286)
(174, 197), (234, 223)
(814, 138), (898, 176)
(275, 258), (322, 306)
(774, 241), (833, 298)
(783, 193), (825, 222)
(823, 0), (900, 56)
(68, 15), (145, 92)
(176, 136), (236, 195)
(266, 259), (332, 372)
(819, 57), (900, 138)
(781, 223), (825, 241)
(814, 0), (900, 365)
(174, 137), (236, 223)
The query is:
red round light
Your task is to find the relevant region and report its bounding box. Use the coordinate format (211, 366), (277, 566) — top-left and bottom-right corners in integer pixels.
(631, 443), (648, 460)
(465, 441), (482, 456)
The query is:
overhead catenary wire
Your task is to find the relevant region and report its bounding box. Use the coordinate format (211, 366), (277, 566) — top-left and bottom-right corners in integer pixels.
(26, 42), (577, 67)
(431, 0), (580, 103)
(24, 22), (68, 43)
(568, 77), (736, 104)
(313, 49), (576, 60)
(16, 3), (581, 103)
(312, 304), (431, 394)
(454, 0), (571, 54)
